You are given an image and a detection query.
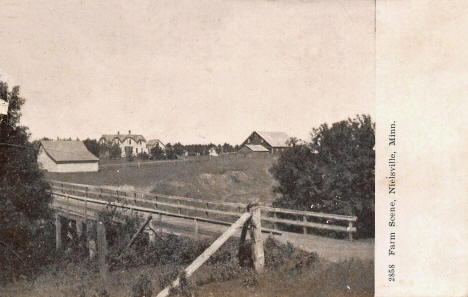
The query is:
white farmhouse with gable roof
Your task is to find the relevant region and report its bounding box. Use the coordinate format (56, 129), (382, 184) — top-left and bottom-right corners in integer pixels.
(99, 130), (148, 157)
(38, 140), (99, 172)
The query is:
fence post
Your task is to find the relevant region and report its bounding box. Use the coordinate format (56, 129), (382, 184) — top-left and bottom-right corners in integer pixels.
(205, 202), (209, 217)
(159, 214), (163, 233)
(177, 199), (181, 214)
(250, 205), (264, 274)
(348, 221), (354, 241)
(66, 195), (70, 215)
(84, 187), (88, 218)
(149, 222), (156, 247)
(302, 216), (307, 234)
(97, 222), (109, 281)
(273, 211), (278, 231)
(55, 214), (62, 251)
(84, 200), (88, 219)
(87, 221), (96, 260)
(194, 218), (199, 240)
(76, 220), (83, 236)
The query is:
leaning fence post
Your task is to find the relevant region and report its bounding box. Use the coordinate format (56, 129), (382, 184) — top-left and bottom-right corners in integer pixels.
(250, 204), (264, 274)
(97, 221), (109, 281)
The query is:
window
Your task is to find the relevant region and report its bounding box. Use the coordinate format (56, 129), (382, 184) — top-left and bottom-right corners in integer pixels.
(136, 148), (138, 154)
(129, 139), (131, 144)
(248, 139), (251, 143)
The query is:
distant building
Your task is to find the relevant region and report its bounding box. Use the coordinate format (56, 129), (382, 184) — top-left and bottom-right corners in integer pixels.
(146, 139), (166, 152)
(240, 131), (291, 153)
(99, 130), (147, 157)
(208, 147), (218, 156)
(38, 140), (99, 172)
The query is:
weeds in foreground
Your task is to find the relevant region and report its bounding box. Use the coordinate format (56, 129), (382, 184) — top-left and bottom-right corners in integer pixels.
(0, 207), (372, 297)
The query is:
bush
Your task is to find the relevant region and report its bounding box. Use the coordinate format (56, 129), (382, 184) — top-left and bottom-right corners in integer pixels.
(137, 152), (151, 160)
(169, 271), (197, 297)
(132, 274), (153, 297)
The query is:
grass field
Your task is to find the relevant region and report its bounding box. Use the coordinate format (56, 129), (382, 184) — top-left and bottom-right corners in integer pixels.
(47, 156), (279, 205)
(0, 260), (374, 297)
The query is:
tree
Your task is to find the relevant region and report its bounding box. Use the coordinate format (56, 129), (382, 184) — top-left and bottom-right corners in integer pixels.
(270, 115), (375, 237)
(0, 81), (54, 280)
(150, 144), (165, 160)
(99, 142), (121, 159)
(83, 138), (100, 157)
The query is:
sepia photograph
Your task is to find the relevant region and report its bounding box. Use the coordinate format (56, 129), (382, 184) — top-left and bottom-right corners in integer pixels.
(0, 0), (376, 296)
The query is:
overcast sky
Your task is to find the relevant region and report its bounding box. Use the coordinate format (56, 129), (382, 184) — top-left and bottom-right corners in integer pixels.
(0, 0), (374, 145)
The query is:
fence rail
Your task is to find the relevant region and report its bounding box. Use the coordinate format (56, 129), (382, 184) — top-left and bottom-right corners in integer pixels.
(48, 180), (358, 240)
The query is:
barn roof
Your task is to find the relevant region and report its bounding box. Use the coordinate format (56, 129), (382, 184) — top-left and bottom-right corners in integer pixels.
(100, 134), (146, 143)
(244, 144), (269, 152)
(256, 131), (290, 147)
(40, 140), (99, 163)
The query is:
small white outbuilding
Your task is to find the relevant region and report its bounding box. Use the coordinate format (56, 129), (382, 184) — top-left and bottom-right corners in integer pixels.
(38, 140), (99, 173)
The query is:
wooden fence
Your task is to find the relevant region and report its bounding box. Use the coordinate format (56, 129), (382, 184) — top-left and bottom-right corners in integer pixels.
(98, 152), (273, 169)
(48, 180), (357, 240)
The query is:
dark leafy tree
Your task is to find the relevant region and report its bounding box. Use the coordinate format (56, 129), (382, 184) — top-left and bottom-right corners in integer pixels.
(270, 115), (375, 237)
(83, 138), (100, 158)
(150, 144), (166, 160)
(99, 142), (121, 159)
(0, 81), (54, 281)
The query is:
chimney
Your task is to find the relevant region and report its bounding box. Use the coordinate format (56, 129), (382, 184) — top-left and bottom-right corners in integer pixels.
(117, 131), (120, 135)
(128, 130), (131, 135)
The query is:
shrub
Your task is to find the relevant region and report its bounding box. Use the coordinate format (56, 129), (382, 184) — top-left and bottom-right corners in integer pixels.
(132, 274), (153, 297)
(137, 152), (151, 160)
(169, 271), (197, 297)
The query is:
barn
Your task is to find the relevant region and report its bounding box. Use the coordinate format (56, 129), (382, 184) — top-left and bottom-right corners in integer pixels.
(38, 140), (99, 172)
(238, 144), (269, 154)
(240, 131), (291, 153)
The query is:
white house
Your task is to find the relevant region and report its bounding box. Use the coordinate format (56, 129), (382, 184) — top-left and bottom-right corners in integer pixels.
(99, 130), (148, 158)
(208, 147), (218, 157)
(38, 140), (99, 172)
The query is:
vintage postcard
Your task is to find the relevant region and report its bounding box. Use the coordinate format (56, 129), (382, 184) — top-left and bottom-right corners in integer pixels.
(0, 0), (466, 296)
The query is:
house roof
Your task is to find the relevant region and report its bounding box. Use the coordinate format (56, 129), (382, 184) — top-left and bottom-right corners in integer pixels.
(40, 140), (99, 163)
(244, 144), (269, 152)
(256, 131), (290, 147)
(146, 139), (165, 147)
(100, 134), (146, 143)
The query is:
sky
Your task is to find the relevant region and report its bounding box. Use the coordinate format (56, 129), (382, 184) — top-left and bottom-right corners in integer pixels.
(0, 0), (374, 145)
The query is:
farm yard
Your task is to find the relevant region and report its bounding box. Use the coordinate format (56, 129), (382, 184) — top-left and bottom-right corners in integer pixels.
(47, 155), (279, 205)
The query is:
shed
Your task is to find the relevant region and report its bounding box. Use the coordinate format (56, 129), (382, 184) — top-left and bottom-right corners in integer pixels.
(38, 140), (99, 172)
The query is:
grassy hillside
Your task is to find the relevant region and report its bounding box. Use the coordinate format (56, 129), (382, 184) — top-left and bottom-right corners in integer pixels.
(47, 156), (279, 205)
